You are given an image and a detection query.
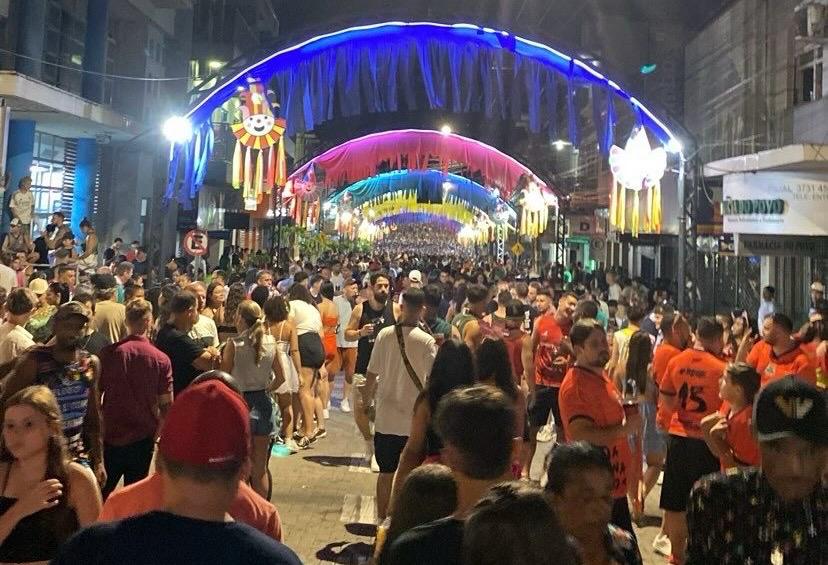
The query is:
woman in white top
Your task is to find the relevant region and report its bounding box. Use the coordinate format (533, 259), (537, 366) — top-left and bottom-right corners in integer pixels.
(264, 295), (301, 453)
(287, 284), (327, 449)
(221, 300), (284, 497)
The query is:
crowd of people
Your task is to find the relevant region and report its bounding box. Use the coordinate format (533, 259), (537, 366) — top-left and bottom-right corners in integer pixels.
(0, 229), (823, 563)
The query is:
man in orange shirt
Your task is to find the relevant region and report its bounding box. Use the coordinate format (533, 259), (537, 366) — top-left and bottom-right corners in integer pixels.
(748, 313), (816, 387)
(652, 314), (690, 387)
(559, 319), (642, 535)
(99, 468), (283, 541)
(658, 317), (726, 564)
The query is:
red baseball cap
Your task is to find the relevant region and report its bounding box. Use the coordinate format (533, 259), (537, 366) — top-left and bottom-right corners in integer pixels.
(158, 381), (250, 467)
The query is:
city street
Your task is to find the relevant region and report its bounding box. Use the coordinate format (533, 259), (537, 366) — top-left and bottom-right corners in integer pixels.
(269, 377), (664, 564)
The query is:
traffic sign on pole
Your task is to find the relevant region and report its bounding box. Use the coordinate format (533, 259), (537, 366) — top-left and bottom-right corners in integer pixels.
(183, 229), (209, 257)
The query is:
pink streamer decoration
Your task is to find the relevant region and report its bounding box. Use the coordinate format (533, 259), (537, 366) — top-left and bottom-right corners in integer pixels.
(288, 129), (552, 199)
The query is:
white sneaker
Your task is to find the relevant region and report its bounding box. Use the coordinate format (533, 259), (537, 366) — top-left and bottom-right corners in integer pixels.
(340, 398), (351, 413)
(652, 533), (671, 557)
(370, 454), (380, 473)
(323, 409), (330, 419)
(285, 439), (300, 453)
(326, 400), (331, 410)
(537, 424), (554, 443)
(364, 439), (374, 463)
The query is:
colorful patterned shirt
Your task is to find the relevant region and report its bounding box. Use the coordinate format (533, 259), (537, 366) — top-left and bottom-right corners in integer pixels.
(687, 468), (828, 564)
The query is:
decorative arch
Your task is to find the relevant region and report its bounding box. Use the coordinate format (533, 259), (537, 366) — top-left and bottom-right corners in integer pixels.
(166, 21), (686, 203)
(289, 129), (550, 202)
(326, 170), (515, 215)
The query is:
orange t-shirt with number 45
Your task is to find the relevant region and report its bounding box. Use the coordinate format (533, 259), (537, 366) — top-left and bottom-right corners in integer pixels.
(660, 347), (726, 439)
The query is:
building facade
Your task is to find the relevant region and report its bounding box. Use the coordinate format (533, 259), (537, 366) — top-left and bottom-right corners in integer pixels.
(0, 0), (281, 272)
(0, 0), (193, 268)
(685, 0), (828, 321)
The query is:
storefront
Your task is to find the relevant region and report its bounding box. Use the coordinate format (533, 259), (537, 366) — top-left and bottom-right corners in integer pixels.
(706, 144), (828, 322)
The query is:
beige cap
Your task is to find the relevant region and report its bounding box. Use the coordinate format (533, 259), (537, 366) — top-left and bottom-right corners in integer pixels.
(28, 278), (49, 296)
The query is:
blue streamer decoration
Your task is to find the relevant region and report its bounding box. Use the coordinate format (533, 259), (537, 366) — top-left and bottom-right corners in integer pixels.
(603, 89), (616, 154)
(327, 169), (513, 214)
(167, 23), (685, 203)
(566, 61), (579, 147)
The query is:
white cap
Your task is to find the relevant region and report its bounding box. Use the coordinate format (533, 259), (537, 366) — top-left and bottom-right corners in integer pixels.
(811, 281), (825, 292)
(408, 270), (423, 284)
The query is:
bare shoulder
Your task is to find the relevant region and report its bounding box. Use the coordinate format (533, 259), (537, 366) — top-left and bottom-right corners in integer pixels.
(67, 461), (97, 488)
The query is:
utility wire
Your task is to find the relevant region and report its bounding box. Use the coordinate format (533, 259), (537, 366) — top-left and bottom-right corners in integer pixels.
(0, 47), (194, 81)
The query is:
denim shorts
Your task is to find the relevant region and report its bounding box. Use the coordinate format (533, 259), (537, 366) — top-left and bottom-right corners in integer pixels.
(244, 390), (274, 436)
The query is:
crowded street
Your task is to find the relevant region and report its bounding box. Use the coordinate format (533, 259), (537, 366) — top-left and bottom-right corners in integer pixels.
(0, 1), (825, 564)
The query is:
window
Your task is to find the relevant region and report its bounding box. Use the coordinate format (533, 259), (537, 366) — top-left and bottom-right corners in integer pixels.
(29, 132), (67, 233)
(796, 46), (824, 104)
(138, 197), (149, 243)
(42, 0), (86, 94)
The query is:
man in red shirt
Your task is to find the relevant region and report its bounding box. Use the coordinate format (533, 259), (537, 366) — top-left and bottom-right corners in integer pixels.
(99, 299), (173, 499)
(559, 318), (642, 535)
(658, 317), (726, 564)
(749, 313), (817, 387)
(521, 290), (577, 479)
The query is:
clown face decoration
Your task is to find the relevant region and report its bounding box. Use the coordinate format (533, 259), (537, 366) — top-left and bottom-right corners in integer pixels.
(243, 112), (276, 137)
(230, 81), (287, 212)
(231, 84), (286, 150)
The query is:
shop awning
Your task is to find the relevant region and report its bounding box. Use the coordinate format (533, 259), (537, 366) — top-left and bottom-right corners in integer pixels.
(704, 144), (828, 177)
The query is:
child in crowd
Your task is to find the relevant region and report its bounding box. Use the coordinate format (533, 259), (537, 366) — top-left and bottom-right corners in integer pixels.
(701, 362), (761, 469)
(52, 234), (77, 266)
(374, 464), (457, 565)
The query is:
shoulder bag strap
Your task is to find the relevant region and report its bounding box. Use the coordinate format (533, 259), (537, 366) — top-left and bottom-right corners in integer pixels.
(395, 324), (423, 392)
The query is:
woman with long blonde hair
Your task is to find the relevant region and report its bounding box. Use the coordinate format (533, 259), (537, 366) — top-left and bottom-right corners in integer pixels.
(221, 300), (284, 497)
(0, 386), (101, 564)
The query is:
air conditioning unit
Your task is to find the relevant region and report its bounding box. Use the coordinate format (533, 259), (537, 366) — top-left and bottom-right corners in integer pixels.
(796, 1), (828, 39)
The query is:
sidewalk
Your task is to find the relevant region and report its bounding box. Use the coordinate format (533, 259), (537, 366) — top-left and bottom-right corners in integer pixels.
(268, 399), (377, 564)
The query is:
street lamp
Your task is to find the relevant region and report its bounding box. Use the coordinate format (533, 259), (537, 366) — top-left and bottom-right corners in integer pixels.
(162, 116), (192, 144)
(440, 124), (452, 135)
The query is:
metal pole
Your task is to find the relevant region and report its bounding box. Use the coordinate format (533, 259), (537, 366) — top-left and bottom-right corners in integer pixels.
(677, 152), (687, 313)
(275, 189), (284, 269)
(0, 99), (10, 206)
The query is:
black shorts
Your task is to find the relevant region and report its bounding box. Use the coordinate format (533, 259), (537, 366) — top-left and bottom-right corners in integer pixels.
(528, 385), (562, 429)
(298, 332), (325, 369)
(374, 432), (408, 474)
(660, 434), (720, 512)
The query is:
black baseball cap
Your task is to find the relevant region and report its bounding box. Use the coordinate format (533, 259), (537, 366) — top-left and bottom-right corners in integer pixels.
(754, 376), (828, 445)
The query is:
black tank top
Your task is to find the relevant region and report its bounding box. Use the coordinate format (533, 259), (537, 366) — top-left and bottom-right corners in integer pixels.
(355, 300), (395, 374)
(0, 464), (79, 563)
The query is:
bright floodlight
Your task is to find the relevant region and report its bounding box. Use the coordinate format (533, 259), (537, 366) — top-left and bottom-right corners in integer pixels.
(162, 116), (192, 144)
(666, 138), (683, 154)
(440, 124), (452, 135)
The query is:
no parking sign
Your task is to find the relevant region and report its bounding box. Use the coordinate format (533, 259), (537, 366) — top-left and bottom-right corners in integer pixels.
(183, 229), (209, 257)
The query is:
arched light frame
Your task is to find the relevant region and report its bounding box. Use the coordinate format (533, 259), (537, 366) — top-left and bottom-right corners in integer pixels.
(181, 21), (684, 148)
(326, 169), (516, 216)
